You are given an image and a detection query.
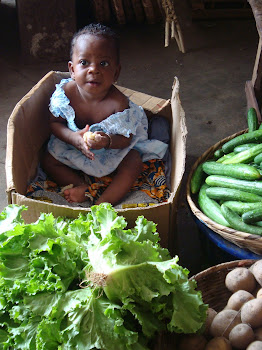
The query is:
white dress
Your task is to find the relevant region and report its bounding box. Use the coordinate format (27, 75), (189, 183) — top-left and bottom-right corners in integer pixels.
(47, 78), (168, 177)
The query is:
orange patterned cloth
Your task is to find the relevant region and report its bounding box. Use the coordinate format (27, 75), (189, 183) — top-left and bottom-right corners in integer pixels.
(84, 159), (170, 203)
(26, 159), (170, 204)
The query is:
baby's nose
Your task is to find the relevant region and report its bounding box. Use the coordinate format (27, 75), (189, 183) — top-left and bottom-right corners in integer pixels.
(88, 63), (100, 73)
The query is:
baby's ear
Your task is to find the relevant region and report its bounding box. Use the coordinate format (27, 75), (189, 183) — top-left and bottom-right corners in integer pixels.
(68, 61), (75, 79)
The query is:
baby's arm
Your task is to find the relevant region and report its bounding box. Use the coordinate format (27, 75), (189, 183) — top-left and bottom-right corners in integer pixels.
(49, 114), (95, 160)
(84, 89), (133, 150)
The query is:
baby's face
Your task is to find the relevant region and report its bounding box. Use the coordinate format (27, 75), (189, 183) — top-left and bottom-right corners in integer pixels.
(68, 34), (120, 97)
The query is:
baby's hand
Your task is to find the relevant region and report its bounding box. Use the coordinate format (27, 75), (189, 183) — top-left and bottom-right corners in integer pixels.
(83, 131), (110, 150)
(75, 126), (95, 160)
(83, 131), (96, 143)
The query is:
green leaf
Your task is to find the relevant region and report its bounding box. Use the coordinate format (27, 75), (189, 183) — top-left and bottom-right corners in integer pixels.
(0, 204), (207, 349)
(0, 205), (25, 235)
(25, 289), (143, 350)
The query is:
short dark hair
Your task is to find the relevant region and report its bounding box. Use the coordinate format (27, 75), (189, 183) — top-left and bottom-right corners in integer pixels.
(70, 23), (120, 62)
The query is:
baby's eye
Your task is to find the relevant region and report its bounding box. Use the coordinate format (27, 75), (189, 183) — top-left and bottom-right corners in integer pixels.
(80, 59), (88, 66)
(100, 61), (109, 67)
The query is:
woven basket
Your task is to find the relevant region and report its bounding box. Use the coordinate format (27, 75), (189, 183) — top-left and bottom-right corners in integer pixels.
(131, 0), (146, 22)
(187, 129), (262, 256)
(122, 0), (136, 22)
(153, 259), (256, 349)
(190, 259), (256, 311)
(92, 0), (111, 23)
(111, 0), (126, 24)
(141, 0), (159, 24)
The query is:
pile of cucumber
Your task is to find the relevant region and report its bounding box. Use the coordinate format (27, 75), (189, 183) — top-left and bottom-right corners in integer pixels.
(191, 108), (262, 236)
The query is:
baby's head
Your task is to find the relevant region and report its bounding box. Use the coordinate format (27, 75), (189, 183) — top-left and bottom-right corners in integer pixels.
(70, 23), (120, 63)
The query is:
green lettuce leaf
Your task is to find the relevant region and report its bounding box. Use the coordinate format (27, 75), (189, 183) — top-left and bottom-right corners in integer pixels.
(0, 205), (25, 235)
(24, 289), (149, 350)
(0, 203), (207, 349)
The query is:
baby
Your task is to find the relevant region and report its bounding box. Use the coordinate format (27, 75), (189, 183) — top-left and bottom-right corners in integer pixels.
(41, 23), (168, 205)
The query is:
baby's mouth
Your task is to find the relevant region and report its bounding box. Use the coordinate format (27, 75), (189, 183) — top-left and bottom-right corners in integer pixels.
(87, 81), (100, 85)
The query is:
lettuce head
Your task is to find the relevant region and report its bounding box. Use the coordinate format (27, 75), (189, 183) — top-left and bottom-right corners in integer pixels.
(0, 203), (207, 349)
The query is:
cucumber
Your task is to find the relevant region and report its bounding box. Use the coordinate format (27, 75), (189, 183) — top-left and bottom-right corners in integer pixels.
(202, 161), (261, 180)
(213, 148), (224, 160)
(222, 201), (262, 215)
(216, 152), (235, 163)
(258, 168), (262, 177)
(190, 163), (205, 194)
(242, 207), (262, 224)
(222, 143), (262, 164)
(248, 107), (259, 132)
(221, 204), (262, 235)
(205, 175), (262, 196)
(222, 129), (262, 154)
(250, 162), (262, 176)
(198, 184), (230, 226)
(234, 143), (258, 153)
(206, 187), (262, 203)
(254, 152), (262, 165)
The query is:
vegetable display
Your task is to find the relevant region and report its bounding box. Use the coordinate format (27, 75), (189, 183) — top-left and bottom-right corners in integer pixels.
(190, 107), (262, 236)
(0, 204), (207, 349)
(178, 259), (262, 350)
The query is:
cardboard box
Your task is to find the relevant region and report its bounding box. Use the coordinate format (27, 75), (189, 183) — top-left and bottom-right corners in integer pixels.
(5, 71), (186, 254)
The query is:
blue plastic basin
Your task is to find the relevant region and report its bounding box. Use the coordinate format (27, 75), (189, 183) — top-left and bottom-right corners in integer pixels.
(193, 215), (262, 260)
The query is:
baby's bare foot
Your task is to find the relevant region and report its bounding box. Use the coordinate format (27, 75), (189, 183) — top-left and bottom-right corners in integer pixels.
(63, 184), (87, 203)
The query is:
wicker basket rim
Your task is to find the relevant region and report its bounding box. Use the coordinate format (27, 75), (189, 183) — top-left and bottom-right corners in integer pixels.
(190, 259), (256, 281)
(189, 259), (257, 313)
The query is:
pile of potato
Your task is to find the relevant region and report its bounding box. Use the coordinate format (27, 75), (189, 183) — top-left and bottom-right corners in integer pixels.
(178, 260), (262, 350)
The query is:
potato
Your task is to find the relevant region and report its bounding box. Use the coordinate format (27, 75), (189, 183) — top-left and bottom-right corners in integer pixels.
(257, 288), (262, 299)
(252, 285), (262, 298)
(178, 334), (207, 350)
(205, 336), (232, 350)
(247, 340), (262, 350)
(254, 327), (262, 341)
(251, 260), (262, 286)
(250, 261), (256, 273)
(203, 307), (217, 334)
(83, 131), (96, 142)
(225, 267), (257, 293)
(226, 290), (254, 311)
(210, 309), (241, 338)
(241, 298), (262, 328)
(229, 323), (255, 349)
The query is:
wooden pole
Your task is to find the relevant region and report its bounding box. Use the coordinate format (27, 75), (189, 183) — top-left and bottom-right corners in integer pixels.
(161, 0), (185, 53)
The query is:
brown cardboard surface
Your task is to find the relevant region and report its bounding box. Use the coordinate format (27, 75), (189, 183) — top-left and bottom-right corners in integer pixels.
(5, 71), (187, 253)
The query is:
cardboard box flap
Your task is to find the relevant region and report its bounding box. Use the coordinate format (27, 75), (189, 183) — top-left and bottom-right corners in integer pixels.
(6, 71), (55, 194)
(170, 77), (187, 196)
(12, 192), (171, 248)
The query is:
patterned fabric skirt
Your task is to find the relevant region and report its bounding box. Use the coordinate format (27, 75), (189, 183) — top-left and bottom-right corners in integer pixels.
(26, 159), (170, 205)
